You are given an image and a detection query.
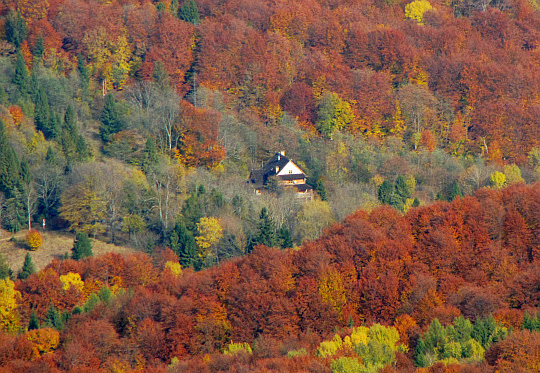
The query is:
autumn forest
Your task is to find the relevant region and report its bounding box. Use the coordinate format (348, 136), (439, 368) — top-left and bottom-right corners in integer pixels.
(0, 0), (539, 370)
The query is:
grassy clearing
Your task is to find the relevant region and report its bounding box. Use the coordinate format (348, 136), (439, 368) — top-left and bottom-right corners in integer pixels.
(0, 228), (137, 273)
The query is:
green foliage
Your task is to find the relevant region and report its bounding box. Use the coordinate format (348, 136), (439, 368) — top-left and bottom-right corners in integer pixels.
(0, 254), (11, 280)
(171, 221), (197, 269)
(0, 121), (21, 198)
(17, 253), (35, 280)
(13, 51), (30, 95)
(277, 225), (293, 249)
(44, 304), (64, 330)
(179, 0), (200, 25)
(5, 10), (27, 48)
(315, 92), (356, 138)
(331, 357), (363, 373)
(98, 287), (112, 304)
(83, 293), (101, 313)
(71, 232), (93, 260)
(450, 180), (463, 200)
(316, 178), (328, 201)
(28, 309), (40, 330)
(100, 93), (124, 143)
(414, 337), (427, 367)
(32, 34), (44, 58)
(255, 207), (277, 248)
(223, 341), (252, 355)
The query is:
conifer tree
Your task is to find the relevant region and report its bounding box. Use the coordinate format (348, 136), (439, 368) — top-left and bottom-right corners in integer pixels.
(13, 51), (30, 95)
(18, 253), (35, 280)
(5, 10), (27, 48)
(414, 337), (427, 367)
(255, 207), (277, 248)
(44, 304), (63, 330)
(71, 232), (93, 260)
(34, 86), (55, 139)
(142, 138), (159, 173)
(395, 175), (410, 203)
(171, 221), (197, 268)
(0, 254), (12, 280)
(278, 225), (293, 249)
(99, 93), (123, 142)
(450, 180), (463, 200)
(28, 309), (40, 330)
(32, 34), (44, 58)
(378, 180), (394, 205)
(0, 121), (21, 197)
(77, 54), (89, 91)
(179, 0), (200, 25)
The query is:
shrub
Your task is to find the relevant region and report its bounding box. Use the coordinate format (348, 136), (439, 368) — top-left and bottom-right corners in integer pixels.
(25, 230), (43, 250)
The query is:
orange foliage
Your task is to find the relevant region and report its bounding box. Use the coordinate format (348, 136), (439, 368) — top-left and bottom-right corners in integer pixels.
(25, 230), (43, 251)
(8, 106), (23, 127)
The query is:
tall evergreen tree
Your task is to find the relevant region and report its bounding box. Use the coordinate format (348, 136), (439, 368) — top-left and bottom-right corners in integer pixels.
(13, 51), (30, 96)
(142, 138), (159, 173)
(414, 337), (427, 367)
(0, 121), (21, 197)
(18, 253), (35, 280)
(0, 254), (12, 280)
(178, 0), (200, 25)
(99, 93), (123, 142)
(32, 34), (44, 58)
(5, 10), (27, 48)
(77, 54), (89, 91)
(255, 207), (277, 248)
(34, 86), (56, 139)
(278, 225), (293, 249)
(71, 232), (93, 260)
(450, 180), (463, 200)
(378, 180), (394, 205)
(28, 309), (40, 330)
(171, 221), (197, 268)
(395, 175), (410, 203)
(44, 304), (63, 330)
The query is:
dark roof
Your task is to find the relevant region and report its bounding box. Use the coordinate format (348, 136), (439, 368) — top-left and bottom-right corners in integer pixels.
(248, 152), (292, 186)
(293, 184), (313, 192)
(279, 173), (306, 181)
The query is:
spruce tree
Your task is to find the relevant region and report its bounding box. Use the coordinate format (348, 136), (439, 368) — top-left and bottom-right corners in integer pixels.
(28, 309), (40, 330)
(179, 0), (200, 25)
(0, 254), (12, 280)
(5, 10), (27, 48)
(77, 54), (89, 92)
(32, 34), (44, 58)
(278, 225), (293, 249)
(414, 337), (427, 367)
(395, 175), (410, 203)
(13, 51), (30, 95)
(142, 138), (159, 173)
(18, 253), (35, 280)
(99, 93), (123, 142)
(316, 178), (328, 201)
(45, 304), (63, 330)
(172, 221), (197, 268)
(450, 180), (463, 201)
(255, 207), (277, 248)
(378, 180), (394, 205)
(34, 86), (55, 139)
(0, 121), (21, 197)
(71, 232), (93, 260)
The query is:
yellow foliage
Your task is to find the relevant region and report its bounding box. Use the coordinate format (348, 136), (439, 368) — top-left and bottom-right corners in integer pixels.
(26, 229), (43, 250)
(164, 261), (182, 277)
(318, 268), (347, 313)
(223, 341), (252, 355)
(405, 0), (433, 24)
(317, 334), (344, 357)
(25, 328), (60, 358)
(0, 279), (21, 334)
(195, 217), (223, 259)
(490, 171), (506, 189)
(60, 272), (85, 292)
(350, 326), (369, 346)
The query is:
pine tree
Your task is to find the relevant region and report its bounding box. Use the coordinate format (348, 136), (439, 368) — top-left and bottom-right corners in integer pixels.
(378, 180), (394, 205)
(172, 221), (197, 268)
(412, 197), (420, 207)
(0, 254), (12, 280)
(450, 180), (463, 200)
(0, 121), (21, 197)
(28, 309), (40, 330)
(178, 0), (200, 25)
(5, 10), (27, 48)
(255, 207), (277, 248)
(77, 54), (89, 91)
(414, 337), (427, 367)
(32, 34), (44, 58)
(395, 175), (410, 203)
(278, 225), (293, 249)
(34, 86), (54, 139)
(44, 304), (63, 330)
(99, 93), (123, 143)
(71, 232), (93, 260)
(18, 253), (35, 280)
(142, 138), (159, 173)
(13, 51), (30, 95)
(316, 178), (328, 201)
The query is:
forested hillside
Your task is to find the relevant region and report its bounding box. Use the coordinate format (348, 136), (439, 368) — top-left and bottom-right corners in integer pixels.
(0, 183), (539, 372)
(0, 0), (539, 370)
